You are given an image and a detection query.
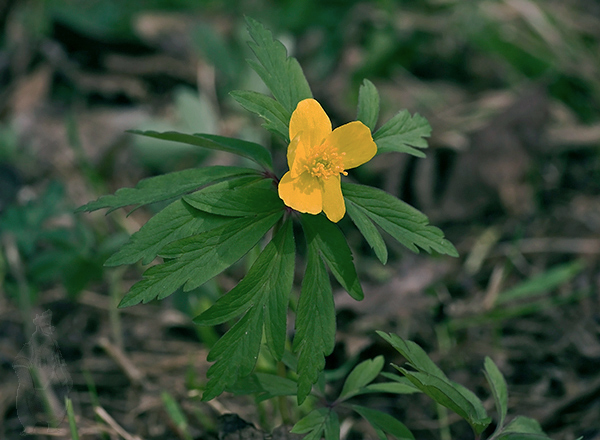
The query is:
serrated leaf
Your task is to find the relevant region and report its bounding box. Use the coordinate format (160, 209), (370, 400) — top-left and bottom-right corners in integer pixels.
(184, 177), (283, 217)
(228, 373), (297, 402)
(230, 90), (290, 140)
(202, 305), (264, 401)
(373, 110), (431, 157)
(105, 200), (231, 266)
(357, 79), (380, 132)
(245, 17), (312, 114)
(484, 356), (508, 430)
(291, 408), (330, 437)
(352, 405), (415, 440)
(77, 166), (259, 213)
(118, 211), (282, 307)
(293, 243), (336, 404)
(128, 130), (273, 170)
(195, 220), (294, 400)
(346, 200), (388, 264)
(301, 214), (364, 301)
(195, 219), (294, 360)
(338, 356), (384, 401)
(343, 183), (458, 257)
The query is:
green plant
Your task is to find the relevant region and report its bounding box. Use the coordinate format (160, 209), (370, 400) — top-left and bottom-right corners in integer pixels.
(78, 17), (556, 439)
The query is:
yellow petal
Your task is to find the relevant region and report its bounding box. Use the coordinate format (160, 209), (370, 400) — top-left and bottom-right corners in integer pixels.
(325, 121), (377, 169)
(278, 171), (322, 214)
(321, 174), (345, 222)
(289, 99), (332, 151)
(287, 133), (301, 171)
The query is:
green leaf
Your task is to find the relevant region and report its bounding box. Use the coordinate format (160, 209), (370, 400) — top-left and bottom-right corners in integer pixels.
(230, 90), (290, 141)
(291, 408), (330, 439)
(346, 200), (388, 264)
(195, 220), (294, 400)
(497, 416), (551, 440)
(118, 211), (282, 307)
(184, 177), (283, 217)
(484, 357), (508, 430)
(245, 17), (312, 115)
(160, 392), (192, 440)
(343, 183), (458, 257)
(379, 332), (491, 435)
(358, 381), (421, 396)
(301, 214), (364, 301)
(373, 110), (431, 157)
(77, 166), (259, 213)
(357, 79), (380, 132)
(396, 369), (491, 435)
(293, 242), (336, 404)
(377, 332), (447, 377)
(352, 405), (415, 440)
(324, 411), (340, 440)
(128, 130), (273, 170)
(195, 219), (294, 360)
(338, 356), (384, 401)
(105, 200), (231, 266)
(202, 304), (264, 401)
(228, 372), (297, 402)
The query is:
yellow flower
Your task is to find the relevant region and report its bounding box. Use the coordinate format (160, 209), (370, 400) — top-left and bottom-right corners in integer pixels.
(278, 99), (377, 222)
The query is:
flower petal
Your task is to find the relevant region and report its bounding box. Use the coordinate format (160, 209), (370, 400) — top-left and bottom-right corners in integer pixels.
(325, 121), (377, 169)
(278, 171), (322, 214)
(321, 174), (345, 222)
(289, 99), (332, 151)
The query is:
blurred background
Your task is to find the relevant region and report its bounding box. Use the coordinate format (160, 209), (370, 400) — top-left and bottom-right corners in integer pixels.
(1, 0), (599, 439)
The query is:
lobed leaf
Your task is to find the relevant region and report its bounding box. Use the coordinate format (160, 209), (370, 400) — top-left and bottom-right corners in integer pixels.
(245, 17), (312, 115)
(346, 200), (388, 264)
(352, 405), (415, 440)
(291, 408), (330, 439)
(301, 214), (364, 301)
(228, 373), (297, 402)
(343, 183), (458, 257)
(373, 110), (431, 157)
(293, 243), (336, 404)
(195, 219), (294, 358)
(127, 130), (273, 170)
(230, 90), (290, 141)
(105, 200), (231, 266)
(357, 79), (380, 132)
(184, 177), (283, 217)
(77, 166), (259, 213)
(338, 356), (384, 401)
(118, 211), (282, 307)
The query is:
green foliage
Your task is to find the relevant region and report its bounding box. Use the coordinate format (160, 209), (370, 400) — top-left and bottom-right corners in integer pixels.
(194, 219), (295, 400)
(77, 166), (259, 214)
(244, 17), (313, 116)
(357, 79), (380, 132)
(343, 183), (458, 257)
(230, 90), (290, 141)
(78, 17), (461, 418)
(293, 240), (336, 404)
(373, 110), (431, 158)
(127, 131), (274, 170)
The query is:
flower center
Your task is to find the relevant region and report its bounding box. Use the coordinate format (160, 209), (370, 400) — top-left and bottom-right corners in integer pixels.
(304, 143), (347, 179)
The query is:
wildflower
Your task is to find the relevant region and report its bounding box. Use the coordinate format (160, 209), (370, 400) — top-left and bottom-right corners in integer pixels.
(278, 99), (377, 222)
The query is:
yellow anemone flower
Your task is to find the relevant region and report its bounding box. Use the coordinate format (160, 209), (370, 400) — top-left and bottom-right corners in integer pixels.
(278, 99), (377, 222)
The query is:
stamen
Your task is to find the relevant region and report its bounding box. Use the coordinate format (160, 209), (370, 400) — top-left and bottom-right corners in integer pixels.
(304, 144), (347, 179)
